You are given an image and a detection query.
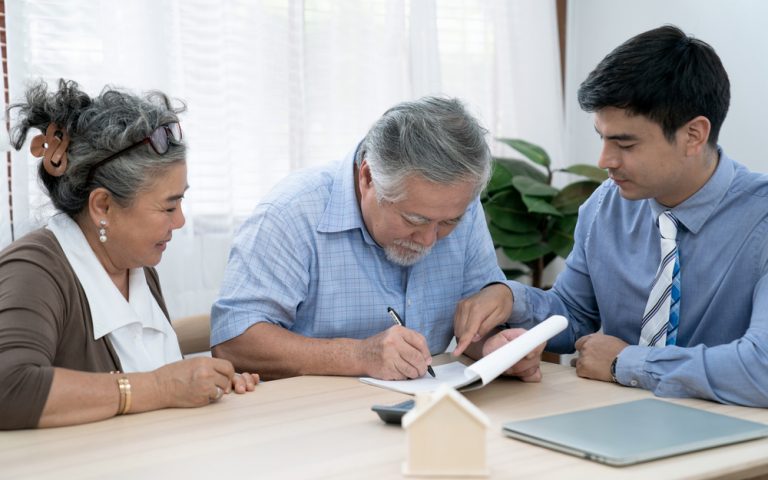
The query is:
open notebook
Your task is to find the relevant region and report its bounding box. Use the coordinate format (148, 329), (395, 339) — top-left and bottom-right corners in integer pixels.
(502, 399), (768, 466)
(360, 315), (568, 394)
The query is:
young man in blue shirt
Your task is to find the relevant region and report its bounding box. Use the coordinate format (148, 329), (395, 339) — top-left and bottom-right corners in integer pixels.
(455, 25), (768, 407)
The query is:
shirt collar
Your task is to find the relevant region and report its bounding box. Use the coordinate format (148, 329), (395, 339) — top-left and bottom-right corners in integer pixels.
(647, 147), (734, 235)
(317, 143), (379, 246)
(46, 214), (170, 340)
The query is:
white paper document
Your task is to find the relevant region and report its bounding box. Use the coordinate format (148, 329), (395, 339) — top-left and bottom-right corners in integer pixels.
(359, 315), (568, 394)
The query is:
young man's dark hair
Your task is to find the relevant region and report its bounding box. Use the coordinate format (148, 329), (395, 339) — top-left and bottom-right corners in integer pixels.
(578, 25), (730, 148)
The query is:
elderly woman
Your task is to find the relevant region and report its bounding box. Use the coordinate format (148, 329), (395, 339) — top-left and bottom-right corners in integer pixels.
(0, 79), (258, 430)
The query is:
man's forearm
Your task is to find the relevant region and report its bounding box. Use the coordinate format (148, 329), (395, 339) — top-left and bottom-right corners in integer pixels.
(212, 322), (366, 381)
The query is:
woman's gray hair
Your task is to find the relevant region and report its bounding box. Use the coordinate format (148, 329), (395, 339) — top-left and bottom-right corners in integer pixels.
(9, 79), (186, 217)
(356, 96), (491, 202)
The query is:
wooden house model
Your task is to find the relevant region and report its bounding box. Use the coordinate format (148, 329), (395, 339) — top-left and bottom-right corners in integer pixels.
(401, 384), (489, 477)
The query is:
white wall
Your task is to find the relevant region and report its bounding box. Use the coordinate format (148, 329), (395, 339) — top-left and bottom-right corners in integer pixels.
(565, 0), (768, 173)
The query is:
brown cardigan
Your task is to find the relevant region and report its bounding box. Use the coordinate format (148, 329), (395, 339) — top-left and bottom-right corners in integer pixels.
(0, 228), (170, 429)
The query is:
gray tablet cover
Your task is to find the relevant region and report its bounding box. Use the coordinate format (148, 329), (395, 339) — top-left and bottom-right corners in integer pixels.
(502, 399), (768, 466)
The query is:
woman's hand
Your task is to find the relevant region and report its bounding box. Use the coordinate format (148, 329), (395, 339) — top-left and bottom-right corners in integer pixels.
(230, 371), (259, 394)
(154, 357), (255, 408)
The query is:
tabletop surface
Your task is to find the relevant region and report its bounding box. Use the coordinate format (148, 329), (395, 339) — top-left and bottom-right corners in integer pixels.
(3, 360), (768, 480)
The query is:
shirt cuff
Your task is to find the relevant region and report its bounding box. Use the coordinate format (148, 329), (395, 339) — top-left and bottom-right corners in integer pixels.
(506, 281), (530, 325)
(615, 345), (655, 389)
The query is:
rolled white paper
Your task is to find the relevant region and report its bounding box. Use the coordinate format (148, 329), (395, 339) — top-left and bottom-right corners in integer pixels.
(465, 315), (568, 385)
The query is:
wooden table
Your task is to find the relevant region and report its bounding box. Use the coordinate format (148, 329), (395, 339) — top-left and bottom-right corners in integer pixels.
(2, 361), (768, 479)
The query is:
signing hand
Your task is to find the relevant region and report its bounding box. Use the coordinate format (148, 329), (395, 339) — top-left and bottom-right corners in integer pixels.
(453, 283), (514, 357)
(357, 326), (432, 380)
(573, 333), (628, 382)
(481, 328), (545, 382)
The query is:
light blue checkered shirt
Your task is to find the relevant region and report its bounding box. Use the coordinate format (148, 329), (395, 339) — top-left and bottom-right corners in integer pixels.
(211, 147), (506, 354)
(508, 149), (768, 406)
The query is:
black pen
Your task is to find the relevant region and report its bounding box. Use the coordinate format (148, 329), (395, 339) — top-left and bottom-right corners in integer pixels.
(387, 306), (436, 377)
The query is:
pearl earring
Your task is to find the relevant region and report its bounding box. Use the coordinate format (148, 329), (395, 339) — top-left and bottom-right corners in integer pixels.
(98, 220), (108, 243)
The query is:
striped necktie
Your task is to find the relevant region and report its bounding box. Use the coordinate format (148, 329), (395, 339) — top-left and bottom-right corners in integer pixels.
(640, 211), (680, 347)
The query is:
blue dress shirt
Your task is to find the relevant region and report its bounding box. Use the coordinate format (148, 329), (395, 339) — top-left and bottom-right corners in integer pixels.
(507, 150), (768, 406)
(211, 147), (506, 354)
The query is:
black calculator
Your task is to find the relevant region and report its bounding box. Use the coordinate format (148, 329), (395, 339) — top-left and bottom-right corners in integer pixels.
(371, 399), (415, 425)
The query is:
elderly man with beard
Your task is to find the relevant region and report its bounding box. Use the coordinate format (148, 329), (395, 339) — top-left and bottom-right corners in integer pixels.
(210, 97), (532, 381)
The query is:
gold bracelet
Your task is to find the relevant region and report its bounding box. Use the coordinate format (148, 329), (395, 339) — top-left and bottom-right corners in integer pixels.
(122, 376), (132, 414)
(116, 376), (125, 415)
(117, 376), (132, 415)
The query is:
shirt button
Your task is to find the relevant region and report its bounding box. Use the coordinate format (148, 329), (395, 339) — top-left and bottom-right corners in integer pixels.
(407, 299), (412, 306)
(630, 380), (638, 387)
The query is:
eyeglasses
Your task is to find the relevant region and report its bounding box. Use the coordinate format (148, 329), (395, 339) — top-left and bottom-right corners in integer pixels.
(88, 122), (183, 180)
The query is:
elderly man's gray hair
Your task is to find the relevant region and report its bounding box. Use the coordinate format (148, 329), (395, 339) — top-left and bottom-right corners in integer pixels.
(356, 96), (491, 202)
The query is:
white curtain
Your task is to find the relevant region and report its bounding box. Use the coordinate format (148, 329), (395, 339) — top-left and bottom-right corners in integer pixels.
(5, 0), (563, 318)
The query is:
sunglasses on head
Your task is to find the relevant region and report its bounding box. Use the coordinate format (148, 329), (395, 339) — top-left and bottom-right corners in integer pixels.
(88, 122), (183, 180)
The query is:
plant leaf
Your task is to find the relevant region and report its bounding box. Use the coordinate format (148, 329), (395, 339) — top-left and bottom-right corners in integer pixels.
(496, 138), (551, 168)
(490, 157), (547, 184)
(484, 206), (539, 233)
(485, 161), (515, 194)
(486, 187), (527, 211)
(559, 164), (609, 182)
(521, 195), (563, 217)
(488, 224), (542, 247)
(484, 188), (544, 231)
(512, 176), (559, 197)
(502, 243), (553, 262)
(525, 253), (559, 274)
(551, 180), (601, 214)
(547, 214), (578, 258)
(501, 268), (528, 280)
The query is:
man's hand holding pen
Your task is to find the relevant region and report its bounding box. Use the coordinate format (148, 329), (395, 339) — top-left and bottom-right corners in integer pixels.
(353, 308), (435, 381)
(388, 307), (436, 378)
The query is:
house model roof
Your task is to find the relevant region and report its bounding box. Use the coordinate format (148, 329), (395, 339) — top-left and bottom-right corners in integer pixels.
(402, 384), (490, 429)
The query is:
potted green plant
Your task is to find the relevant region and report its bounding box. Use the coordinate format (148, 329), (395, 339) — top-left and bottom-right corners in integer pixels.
(481, 138), (608, 288)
